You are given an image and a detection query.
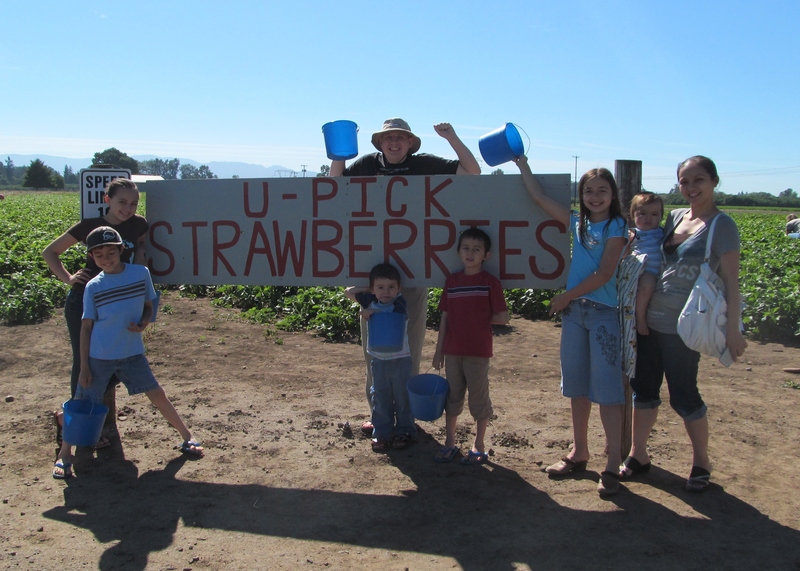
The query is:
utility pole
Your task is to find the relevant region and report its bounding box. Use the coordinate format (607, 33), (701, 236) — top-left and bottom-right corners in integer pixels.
(572, 155), (579, 204)
(300, 164), (307, 177)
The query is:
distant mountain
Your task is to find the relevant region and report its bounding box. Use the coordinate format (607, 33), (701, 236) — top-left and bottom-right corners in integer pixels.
(1, 154), (316, 179)
(199, 161), (318, 179)
(3, 154), (91, 174)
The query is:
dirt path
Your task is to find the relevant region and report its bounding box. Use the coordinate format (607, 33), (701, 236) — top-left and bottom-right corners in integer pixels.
(1, 292), (799, 570)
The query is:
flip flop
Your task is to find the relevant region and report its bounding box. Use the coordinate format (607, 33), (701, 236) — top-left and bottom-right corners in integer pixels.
(180, 440), (205, 458)
(685, 466), (711, 493)
(619, 456), (651, 480)
(598, 471), (620, 496)
(52, 459), (73, 479)
(434, 446), (459, 463)
(545, 457), (588, 476)
(93, 436), (111, 450)
(460, 450), (488, 465)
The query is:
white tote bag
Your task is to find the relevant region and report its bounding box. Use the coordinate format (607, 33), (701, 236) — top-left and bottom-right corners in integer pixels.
(676, 215), (735, 367)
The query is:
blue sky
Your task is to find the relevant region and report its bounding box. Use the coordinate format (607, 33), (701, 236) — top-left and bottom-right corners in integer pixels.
(1, 1), (798, 194)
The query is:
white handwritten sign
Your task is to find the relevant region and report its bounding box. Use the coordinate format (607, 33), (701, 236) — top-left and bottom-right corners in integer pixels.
(145, 174), (571, 288)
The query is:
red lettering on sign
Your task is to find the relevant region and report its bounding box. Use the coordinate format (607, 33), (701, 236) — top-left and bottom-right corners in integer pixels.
(243, 181), (269, 217)
(498, 220), (528, 280)
(182, 221), (208, 276)
(312, 178), (337, 218)
(148, 222), (175, 277)
(351, 177), (377, 217)
(529, 220), (566, 280)
(212, 221), (240, 276)
(312, 220), (344, 277)
(349, 220), (377, 279)
(425, 177), (453, 217)
(384, 219), (417, 277)
(273, 221), (307, 276)
(244, 221), (277, 276)
(386, 177), (408, 217)
(424, 219), (456, 277)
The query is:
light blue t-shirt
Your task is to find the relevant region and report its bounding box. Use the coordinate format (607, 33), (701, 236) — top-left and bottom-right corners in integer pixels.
(82, 264), (157, 360)
(567, 212), (627, 307)
(632, 227), (665, 275)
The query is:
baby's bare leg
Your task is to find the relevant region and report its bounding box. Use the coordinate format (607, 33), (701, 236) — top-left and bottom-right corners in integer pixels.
(636, 272), (657, 335)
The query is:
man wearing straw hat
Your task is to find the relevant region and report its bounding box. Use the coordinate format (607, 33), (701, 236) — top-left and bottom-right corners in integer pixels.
(330, 118), (481, 436)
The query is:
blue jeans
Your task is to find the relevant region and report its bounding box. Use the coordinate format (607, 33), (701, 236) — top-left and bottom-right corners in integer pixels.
(370, 356), (414, 441)
(560, 299), (625, 405)
(631, 330), (706, 421)
(75, 354), (160, 405)
(64, 289), (85, 397)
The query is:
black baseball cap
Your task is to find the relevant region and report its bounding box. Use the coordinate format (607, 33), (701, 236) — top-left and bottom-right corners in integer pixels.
(86, 226), (123, 252)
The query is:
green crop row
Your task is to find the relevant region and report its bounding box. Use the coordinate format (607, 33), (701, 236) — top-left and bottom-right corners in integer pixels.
(2, 193), (797, 344)
(736, 213), (800, 341)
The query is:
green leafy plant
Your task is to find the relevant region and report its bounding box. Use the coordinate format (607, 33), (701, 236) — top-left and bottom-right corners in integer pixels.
(2, 194), (798, 346)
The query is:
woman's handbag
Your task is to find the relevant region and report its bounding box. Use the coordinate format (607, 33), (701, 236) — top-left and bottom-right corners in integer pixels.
(676, 215), (735, 367)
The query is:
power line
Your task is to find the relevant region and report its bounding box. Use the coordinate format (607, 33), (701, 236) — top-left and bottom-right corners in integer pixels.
(645, 165), (800, 181)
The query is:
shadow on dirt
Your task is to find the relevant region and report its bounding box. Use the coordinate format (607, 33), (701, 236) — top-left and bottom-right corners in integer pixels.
(43, 431), (800, 571)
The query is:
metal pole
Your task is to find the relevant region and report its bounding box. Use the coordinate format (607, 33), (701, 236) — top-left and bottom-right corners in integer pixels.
(572, 155), (579, 204)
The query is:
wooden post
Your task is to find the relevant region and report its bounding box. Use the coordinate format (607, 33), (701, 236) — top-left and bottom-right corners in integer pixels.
(615, 160), (642, 222)
(614, 160), (642, 461)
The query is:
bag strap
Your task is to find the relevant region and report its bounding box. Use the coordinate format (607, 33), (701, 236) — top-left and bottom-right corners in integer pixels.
(617, 222), (633, 266)
(703, 214), (722, 263)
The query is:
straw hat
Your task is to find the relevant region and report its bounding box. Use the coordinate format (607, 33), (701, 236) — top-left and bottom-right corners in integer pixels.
(371, 118), (421, 154)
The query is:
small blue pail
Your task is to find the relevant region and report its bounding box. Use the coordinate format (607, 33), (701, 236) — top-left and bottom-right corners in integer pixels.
(367, 311), (406, 353)
(322, 120), (359, 161)
(478, 123), (525, 166)
(407, 374), (449, 421)
(62, 400), (109, 447)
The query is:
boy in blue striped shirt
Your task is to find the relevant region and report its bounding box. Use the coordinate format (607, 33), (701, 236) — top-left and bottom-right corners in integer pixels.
(53, 227), (203, 479)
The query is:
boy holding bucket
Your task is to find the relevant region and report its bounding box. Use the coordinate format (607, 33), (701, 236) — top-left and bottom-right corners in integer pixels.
(432, 228), (509, 464)
(53, 227), (203, 479)
(346, 263), (415, 452)
(330, 118), (481, 436)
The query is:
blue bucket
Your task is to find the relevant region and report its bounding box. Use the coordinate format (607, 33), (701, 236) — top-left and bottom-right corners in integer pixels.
(368, 311), (406, 353)
(478, 123), (525, 166)
(322, 120), (359, 161)
(407, 374), (449, 421)
(62, 400), (109, 447)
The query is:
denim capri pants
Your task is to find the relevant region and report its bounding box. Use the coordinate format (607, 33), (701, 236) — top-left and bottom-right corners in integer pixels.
(74, 354), (160, 405)
(560, 299), (625, 405)
(630, 329), (707, 421)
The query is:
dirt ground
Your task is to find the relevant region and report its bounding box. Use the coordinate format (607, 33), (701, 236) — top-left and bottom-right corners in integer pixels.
(1, 292), (800, 571)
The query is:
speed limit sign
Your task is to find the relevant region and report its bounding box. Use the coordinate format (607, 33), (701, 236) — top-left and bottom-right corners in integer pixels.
(79, 168), (132, 219)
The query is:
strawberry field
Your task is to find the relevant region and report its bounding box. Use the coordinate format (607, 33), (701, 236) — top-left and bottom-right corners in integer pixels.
(1, 192), (797, 343)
